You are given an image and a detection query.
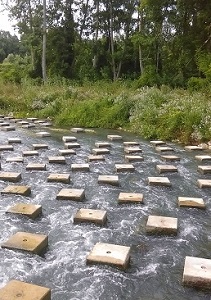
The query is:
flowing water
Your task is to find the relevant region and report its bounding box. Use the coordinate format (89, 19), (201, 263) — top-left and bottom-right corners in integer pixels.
(0, 123), (211, 300)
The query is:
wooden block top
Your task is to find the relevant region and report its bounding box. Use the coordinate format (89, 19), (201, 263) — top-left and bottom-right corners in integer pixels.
(71, 127), (85, 133)
(95, 142), (111, 148)
(7, 203), (42, 219)
(0, 145), (14, 151)
(178, 197), (205, 208)
(160, 155), (180, 161)
(22, 150), (39, 156)
(98, 175), (119, 185)
(74, 208), (107, 225)
(1, 185), (31, 196)
(32, 143), (49, 150)
(125, 155), (144, 162)
(64, 142), (80, 149)
(150, 140), (166, 146)
(0, 171), (21, 182)
(118, 192), (144, 203)
(107, 135), (123, 141)
(71, 164), (90, 171)
(8, 138), (22, 144)
(124, 147), (142, 153)
(123, 141), (140, 146)
(56, 188), (85, 200)
(185, 145), (203, 151)
(47, 173), (70, 183)
(48, 156), (66, 163)
(59, 149), (76, 155)
(148, 177), (171, 186)
(156, 164), (178, 173)
(62, 136), (77, 142)
(26, 163), (46, 171)
(197, 179), (211, 188)
(115, 164), (135, 172)
(146, 215), (178, 232)
(195, 155), (211, 162)
(6, 157), (24, 163)
(155, 146), (174, 152)
(92, 148), (110, 154)
(87, 155), (105, 161)
(36, 131), (51, 137)
(198, 165), (211, 174)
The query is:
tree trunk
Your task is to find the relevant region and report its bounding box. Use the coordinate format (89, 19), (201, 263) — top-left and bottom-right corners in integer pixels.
(138, 4), (144, 75)
(42, 0), (47, 82)
(93, 0), (99, 68)
(109, 0), (116, 81)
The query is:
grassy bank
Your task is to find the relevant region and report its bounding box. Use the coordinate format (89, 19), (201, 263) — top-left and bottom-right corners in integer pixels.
(0, 80), (211, 144)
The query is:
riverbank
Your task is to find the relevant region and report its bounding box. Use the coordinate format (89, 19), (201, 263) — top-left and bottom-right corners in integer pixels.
(0, 80), (211, 144)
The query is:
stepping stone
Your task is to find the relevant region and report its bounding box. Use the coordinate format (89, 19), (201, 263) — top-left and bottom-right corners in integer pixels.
(124, 147), (142, 154)
(123, 141), (139, 146)
(87, 155), (105, 162)
(71, 164), (90, 171)
(118, 192), (144, 204)
(155, 146), (174, 152)
(0, 172), (21, 182)
(62, 136), (77, 142)
(150, 140), (166, 146)
(74, 208), (107, 225)
(146, 215), (178, 234)
(26, 163), (46, 171)
(8, 138), (22, 144)
(32, 143), (48, 150)
(10, 118), (22, 123)
(6, 157), (24, 163)
(98, 175), (119, 186)
(125, 155), (144, 162)
(7, 203), (42, 219)
(17, 121), (29, 125)
(36, 131), (51, 137)
(0, 122), (10, 127)
(107, 135), (123, 141)
(57, 188), (85, 201)
(34, 120), (46, 124)
(48, 156), (66, 164)
(95, 142), (111, 148)
(198, 166), (211, 174)
(195, 155), (211, 162)
(160, 155), (180, 162)
(183, 256), (211, 288)
(22, 150), (39, 156)
(41, 122), (52, 127)
(1, 232), (48, 255)
(156, 164), (178, 173)
(0, 145), (13, 151)
(185, 145), (203, 151)
(148, 177), (171, 186)
(1, 126), (15, 131)
(92, 148), (110, 155)
(27, 117), (38, 122)
(178, 197), (205, 208)
(59, 149), (76, 156)
(197, 179), (211, 188)
(115, 164), (135, 172)
(64, 142), (80, 149)
(86, 242), (131, 270)
(0, 280), (51, 300)
(71, 127), (85, 133)
(1, 185), (31, 196)
(47, 173), (70, 184)
(22, 123), (36, 128)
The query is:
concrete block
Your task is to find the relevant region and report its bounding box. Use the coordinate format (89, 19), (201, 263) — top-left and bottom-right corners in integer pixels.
(56, 188), (85, 201)
(156, 164), (178, 173)
(160, 155), (180, 162)
(0, 172), (21, 182)
(8, 138), (22, 144)
(178, 197), (205, 208)
(32, 143), (49, 150)
(26, 163), (46, 171)
(124, 147), (142, 154)
(47, 173), (70, 184)
(36, 131), (51, 137)
(198, 166), (211, 174)
(87, 155), (105, 162)
(148, 176), (171, 186)
(7, 203), (42, 219)
(92, 148), (110, 155)
(71, 164), (90, 171)
(1, 185), (31, 196)
(0, 145), (14, 151)
(155, 146), (174, 152)
(197, 179), (211, 188)
(107, 134), (123, 141)
(195, 155), (211, 162)
(59, 149), (76, 156)
(64, 142), (80, 149)
(0, 280), (51, 300)
(10, 118), (22, 123)
(185, 145), (203, 151)
(62, 136), (77, 142)
(1, 126), (15, 131)
(34, 120), (46, 124)
(41, 122), (52, 127)
(125, 155), (144, 162)
(74, 208), (107, 225)
(71, 127), (85, 133)
(48, 156), (66, 164)
(27, 117), (38, 122)
(183, 256), (211, 287)
(150, 140), (166, 146)
(0, 122), (10, 127)
(17, 121), (29, 125)
(1, 232), (48, 255)
(146, 215), (178, 234)
(86, 242), (131, 270)
(98, 175), (119, 186)
(123, 141), (139, 146)
(22, 123), (35, 128)
(6, 157), (24, 163)
(22, 150), (39, 156)
(115, 164), (135, 172)
(95, 142), (111, 148)
(118, 192), (144, 204)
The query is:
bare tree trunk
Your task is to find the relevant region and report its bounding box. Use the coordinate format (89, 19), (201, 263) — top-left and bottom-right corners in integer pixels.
(93, 0), (99, 68)
(138, 4), (144, 75)
(42, 0), (47, 82)
(109, 0), (116, 81)
(28, 0), (35, 70)
(79, 0), (89, 40)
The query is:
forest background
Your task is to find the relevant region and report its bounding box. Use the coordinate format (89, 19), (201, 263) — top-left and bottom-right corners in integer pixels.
(0, 0), (211, 144)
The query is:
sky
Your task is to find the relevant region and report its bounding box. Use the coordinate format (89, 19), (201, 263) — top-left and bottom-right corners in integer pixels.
(0, 6), (17, 35)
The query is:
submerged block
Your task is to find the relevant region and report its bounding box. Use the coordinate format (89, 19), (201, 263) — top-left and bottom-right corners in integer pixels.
(47, 173), (70, 183)
(92, 148), (110, 155)
(124, 147), (142, 154)
(26, 163), (46, 171)
(1, 232), (48, 255)
(8, 138), (22, 144)
(95, 142), (111, 148)
(71, 164), (90, 171)
(86, 242), (131, 269)
(7, 203), (42, 219)
(185, 145), (203, 151)
(87, 155), (105, 162)
(56, 188), (85, 201)
(1, 185), (31, 196)
(125, 155), (144, 162)
(146, 215), (178, 234)
(195, 155), (211, 162)
(107, 135), (123, 141)
(148, 177), (171, 186)
(59, 149), (76, 156)
(198, 166), (211, 174)
(118, 192), (143, 204)
(32, 143), (49, 150)
(0, 171), (21, 182)
(150, 140), (166, 146)
(156, 164), (178, 173)
(71, 127), (85, 133)
(160, 155), (180, 162)
(36, 131), (51, 137)
(155, 146), (174, 152)
(74, 208), (107, 225)
(0, 280), (51, 300)
(48, 156), (66, 164)
(115, 164), (135, 172)
(0, 145), (14, 151)
(64, 142), (80, 149)
(98, 175), (119, 186)
(22, 150), (39, 157)
(183, 256), (211, 288)
(178, 197), (205, 208)
(62, 136), (77, 142)
(197, 179), (211, 188)
(6, 157), (24, 163)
